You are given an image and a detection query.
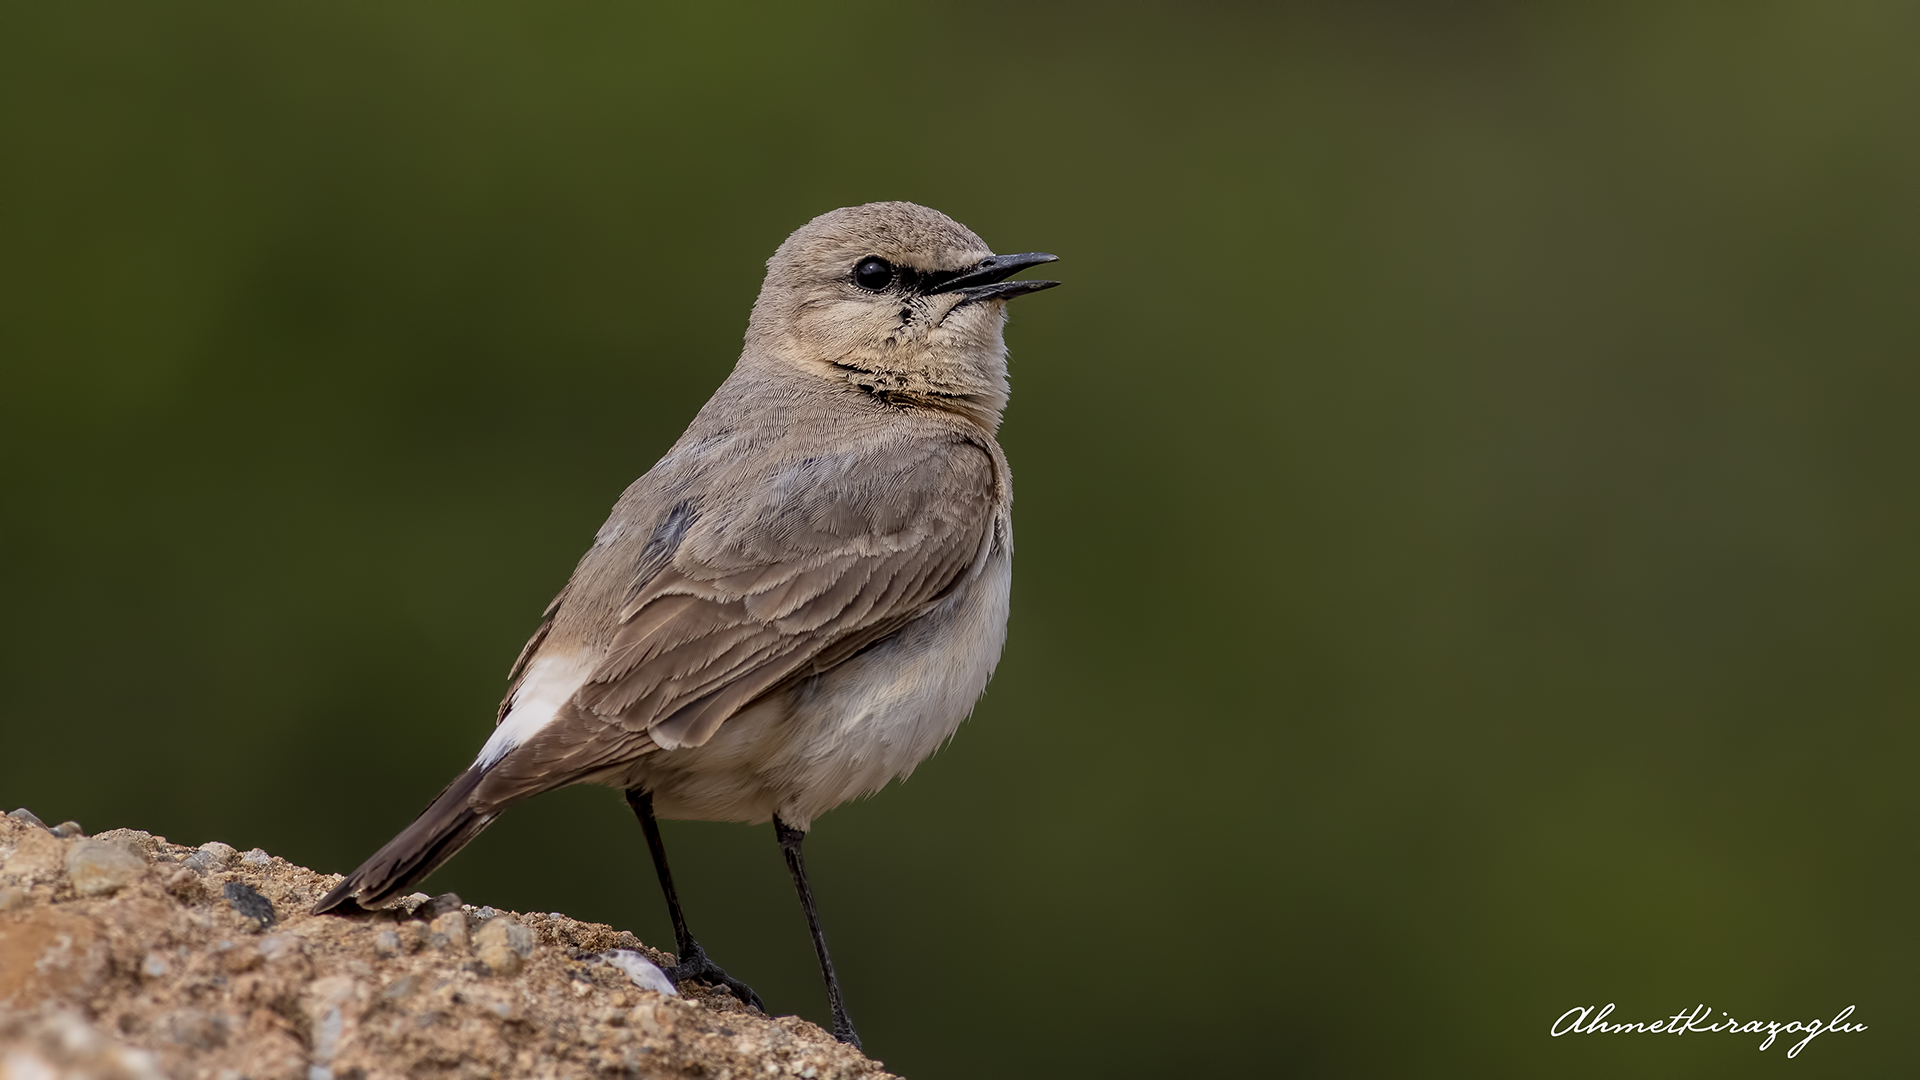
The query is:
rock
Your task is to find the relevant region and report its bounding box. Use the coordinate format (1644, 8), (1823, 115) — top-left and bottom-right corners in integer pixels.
(633, 991), (679, 1037)
(0, 1006), (166, 1080)
(632, 998), (677, 1037)
(473, 915), (535, 976)
(50, 820), (86, 839)
(483, 945), (525, 979)
(0, 907), (111, 1006)
(1, 827), (67, 888)
(399, 920), (430, 952)
(219, 938), (263, 974)
(93, 829), (161, 858)
(183, 841), (237, 874)
(66, 839), (148, 897)
(163, 865), (203, 900)
(0, 887), (26, 912)
(240, 847), (272, 867)
(7, 808), (49, 831)
(427, 909), (468, 951)
(303, 974), (364, 1071)
(379, 973), (419, 1001)
(419, 891), (463, 919)
(156, 1009), (232, 1051)
(0, 832), (892, 1080)
(597, 949), (679, 996)
(222, 881), (276, 929)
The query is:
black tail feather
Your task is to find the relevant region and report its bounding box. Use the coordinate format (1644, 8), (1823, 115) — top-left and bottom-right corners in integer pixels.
(314, 766), (495, 914)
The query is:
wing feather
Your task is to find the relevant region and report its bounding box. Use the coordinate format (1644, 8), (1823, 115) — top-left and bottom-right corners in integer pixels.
(472, 432), (999, 808)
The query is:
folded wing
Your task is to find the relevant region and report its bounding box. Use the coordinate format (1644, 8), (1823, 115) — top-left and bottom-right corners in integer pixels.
(473, 433), (1000, 809)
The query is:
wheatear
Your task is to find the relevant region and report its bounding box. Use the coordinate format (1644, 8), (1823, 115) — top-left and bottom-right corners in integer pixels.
(315, 201), (1058, 1047)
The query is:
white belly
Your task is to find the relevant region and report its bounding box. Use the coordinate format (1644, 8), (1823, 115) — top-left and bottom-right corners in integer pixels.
(627, 542), (1012, 829)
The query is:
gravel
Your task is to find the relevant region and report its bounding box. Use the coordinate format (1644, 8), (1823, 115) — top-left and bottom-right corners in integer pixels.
(0, 809), (892, 1079)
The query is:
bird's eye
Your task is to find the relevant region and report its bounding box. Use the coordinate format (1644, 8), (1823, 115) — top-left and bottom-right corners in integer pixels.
(853, 257), (895, 292)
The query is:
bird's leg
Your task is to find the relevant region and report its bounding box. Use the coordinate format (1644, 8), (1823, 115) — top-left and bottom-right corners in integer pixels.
(774, 816), (860, 1048)
(625, 789), (764, 1011)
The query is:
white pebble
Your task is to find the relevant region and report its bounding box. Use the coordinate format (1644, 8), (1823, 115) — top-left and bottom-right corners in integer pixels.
(598, 950), (677, 996)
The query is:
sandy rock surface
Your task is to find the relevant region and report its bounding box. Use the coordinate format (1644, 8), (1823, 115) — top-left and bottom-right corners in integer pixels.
(0, 810), (893, 1080)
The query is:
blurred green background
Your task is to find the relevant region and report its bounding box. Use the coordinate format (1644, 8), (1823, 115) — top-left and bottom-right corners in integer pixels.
(2, 3), (1915, 1076)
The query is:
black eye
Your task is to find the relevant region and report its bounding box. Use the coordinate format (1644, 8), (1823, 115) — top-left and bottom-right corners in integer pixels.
(853, 256), (895, 292)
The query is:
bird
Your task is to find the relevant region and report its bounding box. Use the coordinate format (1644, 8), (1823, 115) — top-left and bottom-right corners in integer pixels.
(314, 201), (1058, 1048)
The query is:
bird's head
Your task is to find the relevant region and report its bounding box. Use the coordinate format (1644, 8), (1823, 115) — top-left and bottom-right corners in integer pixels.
(746, 201), (1058, 429)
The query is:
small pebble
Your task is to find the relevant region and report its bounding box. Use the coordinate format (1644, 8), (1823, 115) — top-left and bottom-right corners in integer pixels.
(0, 886), (27, 912)
(631, 999), (674, 1037)
(142, 953), (171, 978)
(420, 892), (464, 919)
(8, 807), (50, 830)
(241, 848), (272, 867)
(474, 915), (535, 976)
(184, 842), (237, 874)
(472, 945), (518, 980)
(67, 839), (148, 897)
(164, 866), (203, 899)
(596, 950), (678, 996)
(372, 929), (403, 958)
(400, 920), (430, 952)
(51, 820), (87, 839)
(428, 909), (469, 952)
(223, 881), (276, 929)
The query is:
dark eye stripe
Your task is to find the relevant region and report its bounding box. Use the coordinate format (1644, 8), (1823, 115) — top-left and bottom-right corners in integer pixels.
(853, 257), (944, 296)
(915, 268), (961, 293)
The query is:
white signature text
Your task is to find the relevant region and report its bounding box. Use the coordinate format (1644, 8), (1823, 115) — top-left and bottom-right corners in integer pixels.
(1550, 1003), (1865, 1058)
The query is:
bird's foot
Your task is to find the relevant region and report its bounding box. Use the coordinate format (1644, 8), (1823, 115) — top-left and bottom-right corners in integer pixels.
(666, 941), (765, 1013)
(830, 1017), (861, 1049)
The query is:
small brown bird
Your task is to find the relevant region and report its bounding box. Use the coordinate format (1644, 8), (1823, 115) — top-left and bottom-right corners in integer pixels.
(315, 201), (1058, 1047)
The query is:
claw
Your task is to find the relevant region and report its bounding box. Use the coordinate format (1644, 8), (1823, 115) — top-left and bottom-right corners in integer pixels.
(665, 941), (765, 1013)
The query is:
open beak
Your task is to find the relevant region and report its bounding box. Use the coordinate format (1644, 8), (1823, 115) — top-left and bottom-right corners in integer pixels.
(924, 251), (1061, 303)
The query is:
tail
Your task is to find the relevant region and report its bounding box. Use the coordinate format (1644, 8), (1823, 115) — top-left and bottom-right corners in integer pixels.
(313, 766), (496, 914)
